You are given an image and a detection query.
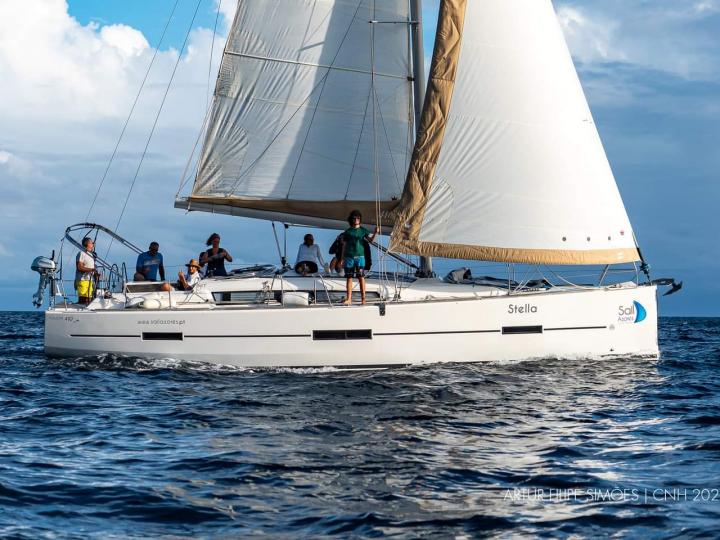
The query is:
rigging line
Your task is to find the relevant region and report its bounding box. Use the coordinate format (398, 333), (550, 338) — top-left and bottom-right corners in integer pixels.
(224, 2), (365, 197)
(403, 7), (414, 191)
(270, 222), (284, 267)
(371, 82), (403, 193)
(106, 0), (204, 259)
(84, 0), (181, 222)
(220, 1), (325, 197)
(177, 0), (224, 199)
(541, 266), (597, 290)
(343, 79), (374, 200)
(370, 0), (387, 280)
(285, 0), (366, 199)
(207, 0), (222, 114)
(175, 103), (214, 199)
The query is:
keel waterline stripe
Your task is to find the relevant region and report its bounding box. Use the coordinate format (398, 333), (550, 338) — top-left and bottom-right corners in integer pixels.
(375, 329), (500, 336)
(544, 326), (607, 331)
(184, 334), (311, 339)
(70, 334), (139, 338)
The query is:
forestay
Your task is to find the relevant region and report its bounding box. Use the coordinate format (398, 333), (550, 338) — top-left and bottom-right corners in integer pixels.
(390, 0), (641, 265)
(180, 0), (413, 228)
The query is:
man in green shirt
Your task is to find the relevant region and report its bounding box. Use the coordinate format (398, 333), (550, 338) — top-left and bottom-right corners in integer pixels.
(340, 210), (379, 305)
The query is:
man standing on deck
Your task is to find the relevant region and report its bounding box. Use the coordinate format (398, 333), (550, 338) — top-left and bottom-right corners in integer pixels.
(75, 237), (99, 305)
(340, 210), (378, 305)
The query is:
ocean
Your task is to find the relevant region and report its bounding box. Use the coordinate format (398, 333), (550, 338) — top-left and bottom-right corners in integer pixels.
(1, 312), (719, 538)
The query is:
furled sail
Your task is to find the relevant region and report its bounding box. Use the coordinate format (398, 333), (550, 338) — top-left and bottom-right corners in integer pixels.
(389, 0), (641, 265)
(178, 0), (413, 228)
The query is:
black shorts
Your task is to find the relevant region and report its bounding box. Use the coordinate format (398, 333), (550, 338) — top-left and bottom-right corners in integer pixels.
(295, 261), (318, 274)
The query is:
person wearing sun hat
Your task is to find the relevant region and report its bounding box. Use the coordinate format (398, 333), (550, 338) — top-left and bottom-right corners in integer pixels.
(177, 258), (202, 290)
(161, 258), (202, 291)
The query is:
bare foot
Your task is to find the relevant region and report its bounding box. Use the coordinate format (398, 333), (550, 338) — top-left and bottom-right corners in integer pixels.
(361, 298), (367, 305)
(342, 298), (352, 306)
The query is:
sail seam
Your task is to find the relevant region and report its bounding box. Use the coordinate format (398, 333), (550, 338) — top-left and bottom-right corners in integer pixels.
(285, 0), (366, 199)
(223, 50), (409, 81)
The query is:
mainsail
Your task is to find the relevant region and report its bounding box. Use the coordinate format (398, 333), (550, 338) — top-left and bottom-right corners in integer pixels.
(390, 0), (641, 265)
(178, 0), (414, 228)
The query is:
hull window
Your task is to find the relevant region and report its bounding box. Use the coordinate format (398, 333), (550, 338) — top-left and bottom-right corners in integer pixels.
(142, 332), (184, 341)
(313, 329), (373, 341)
(501, 325), (543, 335)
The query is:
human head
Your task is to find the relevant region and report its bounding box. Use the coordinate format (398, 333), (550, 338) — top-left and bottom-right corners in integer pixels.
(347, 210), (362, 226)
(303, 234), (314, 246)
(206, 233), (220, 247)
(186, 259), (201, 273)
(149, 242), (159, 254)
(82, 237), (94, 250)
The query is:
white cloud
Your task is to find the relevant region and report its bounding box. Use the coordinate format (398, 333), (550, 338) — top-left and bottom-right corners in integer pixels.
(217, 0), (238, 29)
(0, 0), (238, 305)
(0, 150), (36, 178)
(100, 24), (149, 59)
(556, 0), (720, 82)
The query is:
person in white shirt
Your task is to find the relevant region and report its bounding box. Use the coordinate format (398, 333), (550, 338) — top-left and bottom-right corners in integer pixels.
(294, 234), (327, 275)
(75, 237), (100, 305)
(161, 258), (202, 291)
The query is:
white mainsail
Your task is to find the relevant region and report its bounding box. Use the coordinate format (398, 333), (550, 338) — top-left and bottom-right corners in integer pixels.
(180, 0), (413, 227)
(390, 0), (641, 265)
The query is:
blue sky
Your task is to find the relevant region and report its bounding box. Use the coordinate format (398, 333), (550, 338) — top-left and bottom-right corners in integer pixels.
(0, 0), (717, 315)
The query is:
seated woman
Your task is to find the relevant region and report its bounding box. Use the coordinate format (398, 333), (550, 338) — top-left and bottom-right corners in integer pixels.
(161, 259), (201, 291)
(294, 234), (327, 276)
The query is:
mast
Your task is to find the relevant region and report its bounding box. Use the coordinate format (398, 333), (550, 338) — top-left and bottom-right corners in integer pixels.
(409, 0), (433, 277)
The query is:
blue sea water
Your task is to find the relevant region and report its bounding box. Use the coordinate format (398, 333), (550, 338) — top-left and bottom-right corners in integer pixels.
(1, 312), (719, 539)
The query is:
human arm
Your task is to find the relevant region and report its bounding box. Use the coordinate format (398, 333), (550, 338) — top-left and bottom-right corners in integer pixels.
(339, 234), (346, 266)
(314, 245), (326, 267)
(223, 249), (233, 262)
(177, 271), (190, 291)
(159, 262), (165, 281)
(366, 226), (379, 244)
(200, 250), (209, 266)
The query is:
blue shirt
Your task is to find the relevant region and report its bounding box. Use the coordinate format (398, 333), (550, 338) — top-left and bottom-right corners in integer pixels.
(136, 251), (163, 281)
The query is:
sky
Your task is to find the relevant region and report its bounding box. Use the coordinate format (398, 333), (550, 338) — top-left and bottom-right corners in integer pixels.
(0, 0), (718, 316)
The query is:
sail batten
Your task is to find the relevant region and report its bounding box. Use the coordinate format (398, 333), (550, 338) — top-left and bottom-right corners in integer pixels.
(186, 0), (413, 227)
(389, 0), (641, 265)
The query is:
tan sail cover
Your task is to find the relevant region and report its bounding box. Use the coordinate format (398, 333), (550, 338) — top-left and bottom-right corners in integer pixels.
(390, 0), (641, 265)
(183, 0), (412, 227)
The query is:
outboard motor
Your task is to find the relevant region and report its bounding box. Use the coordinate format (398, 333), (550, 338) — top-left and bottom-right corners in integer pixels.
(31, 255), (57, 308)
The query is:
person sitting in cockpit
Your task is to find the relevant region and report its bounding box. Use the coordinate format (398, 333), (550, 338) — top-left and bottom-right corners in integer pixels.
(161, 259), (201, 291)
(294, 234), (327, 276)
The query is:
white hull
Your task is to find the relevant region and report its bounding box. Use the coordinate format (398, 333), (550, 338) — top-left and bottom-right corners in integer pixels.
(44, 279), (658, 368)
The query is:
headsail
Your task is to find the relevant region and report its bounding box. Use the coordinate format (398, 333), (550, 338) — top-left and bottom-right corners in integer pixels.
(178, 0), (413, 228)
(390, 0), (641, 265)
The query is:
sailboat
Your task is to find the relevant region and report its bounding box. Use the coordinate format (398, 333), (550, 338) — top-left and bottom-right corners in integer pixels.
(32, 0), (678, 368)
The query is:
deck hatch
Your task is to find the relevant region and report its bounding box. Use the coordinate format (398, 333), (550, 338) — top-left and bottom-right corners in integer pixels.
(313, 329), (373, 341)
(142, 332), (184, 341)
(501, 325), (543, 335)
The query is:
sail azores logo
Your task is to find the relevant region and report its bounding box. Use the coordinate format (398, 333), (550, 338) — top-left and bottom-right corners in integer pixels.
(618, 301), (647, 324)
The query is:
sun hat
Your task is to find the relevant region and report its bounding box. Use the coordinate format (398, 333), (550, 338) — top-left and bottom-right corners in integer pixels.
(185, 258), (201, 269)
